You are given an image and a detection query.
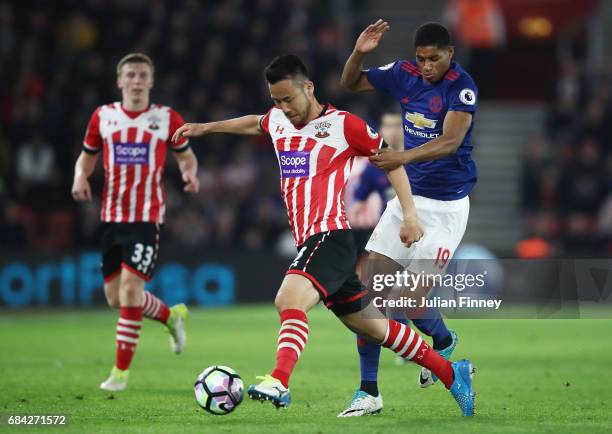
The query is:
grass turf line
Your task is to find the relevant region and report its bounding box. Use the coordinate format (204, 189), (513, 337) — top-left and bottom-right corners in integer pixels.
(0, 305), (610, 433)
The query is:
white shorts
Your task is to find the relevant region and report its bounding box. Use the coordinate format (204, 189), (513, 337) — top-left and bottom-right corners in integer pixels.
(365, 195), (470, 274)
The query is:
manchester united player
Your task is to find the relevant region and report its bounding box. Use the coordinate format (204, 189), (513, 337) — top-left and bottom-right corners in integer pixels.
(338, 21), (477, 415)
(173, 55), (475, 416)
(71, 53), (199, 392)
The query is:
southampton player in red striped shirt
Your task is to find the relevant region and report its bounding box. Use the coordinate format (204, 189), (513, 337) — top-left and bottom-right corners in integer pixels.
(71, 53), (200, 392)
(173, 55), (475, 415)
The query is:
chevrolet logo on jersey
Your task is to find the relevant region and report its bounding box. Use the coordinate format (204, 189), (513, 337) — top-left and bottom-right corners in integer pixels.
(405, 112), (437, 130)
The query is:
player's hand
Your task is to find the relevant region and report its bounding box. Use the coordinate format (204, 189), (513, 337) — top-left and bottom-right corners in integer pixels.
(354, 19), (390, 54)
(71, 175), (92, 202)
(400, 214), (423, 247)
(182, 171), (200, 194)
(369, 148), (405, 171)
(172, 123), (209, 143)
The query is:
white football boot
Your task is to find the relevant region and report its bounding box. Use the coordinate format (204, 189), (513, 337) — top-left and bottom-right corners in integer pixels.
(166, 304), (188, 354)
(338, 390), (383, 417)
(100, 366), (128, 392)
(247, 375), (291, 408)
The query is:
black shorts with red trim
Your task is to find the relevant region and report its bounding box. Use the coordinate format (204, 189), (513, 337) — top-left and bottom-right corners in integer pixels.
(287, 229), (370, 316)
(101, 223), (161, 282)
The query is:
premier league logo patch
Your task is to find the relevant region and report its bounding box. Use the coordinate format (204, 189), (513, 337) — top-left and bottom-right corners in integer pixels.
(459, 89), (476, 105)
(314, 121), (331, 138)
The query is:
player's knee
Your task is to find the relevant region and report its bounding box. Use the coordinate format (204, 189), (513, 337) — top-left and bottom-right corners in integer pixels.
(104, 280), (120, 308)
(121, 283), (140, 297)
(105, 293), (120, 309)
(120, 281), (144, 304)
(274, 289), (304, 312)
(274, 291), (288, 312)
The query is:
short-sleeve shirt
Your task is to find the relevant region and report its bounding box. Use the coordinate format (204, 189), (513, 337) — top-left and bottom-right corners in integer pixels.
(260, 104), (383, 246)
(82, 102), (189, 223)
(365, 60), (478, 200)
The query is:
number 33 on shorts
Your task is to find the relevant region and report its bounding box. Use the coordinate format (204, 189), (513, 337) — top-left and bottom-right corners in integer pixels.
(131, 243), (155, 273)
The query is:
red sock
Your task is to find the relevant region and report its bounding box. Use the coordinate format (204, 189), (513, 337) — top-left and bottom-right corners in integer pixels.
(271, 309), (309, 388)
(381, 319), (454, 388)
(142, 291), (170, 324)
(116, 306), (143, 371)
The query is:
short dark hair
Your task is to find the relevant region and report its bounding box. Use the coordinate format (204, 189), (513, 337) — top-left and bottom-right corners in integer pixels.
(413, 22), (452, 49)
(264, 54), (309, 84)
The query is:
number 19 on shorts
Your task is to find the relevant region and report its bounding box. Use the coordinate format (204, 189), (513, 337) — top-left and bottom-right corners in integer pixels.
(435, 247), (451, 269)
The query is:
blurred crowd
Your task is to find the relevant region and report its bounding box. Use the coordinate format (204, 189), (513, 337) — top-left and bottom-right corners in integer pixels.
(2, 1), (609, 258)
(521, 58), (612, 256)
(0, 0), (371, 253)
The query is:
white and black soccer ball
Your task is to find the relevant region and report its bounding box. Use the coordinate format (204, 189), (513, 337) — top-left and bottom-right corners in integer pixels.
(194, 365), (244, 415)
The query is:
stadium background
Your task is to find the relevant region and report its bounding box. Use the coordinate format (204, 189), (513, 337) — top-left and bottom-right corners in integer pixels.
(1, 2), (612, 433)
(0, 0), (611, 309)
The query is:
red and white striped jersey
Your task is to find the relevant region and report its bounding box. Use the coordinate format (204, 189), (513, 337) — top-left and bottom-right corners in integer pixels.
(260, 104), (384, 246)
(82, 102), (189, 223)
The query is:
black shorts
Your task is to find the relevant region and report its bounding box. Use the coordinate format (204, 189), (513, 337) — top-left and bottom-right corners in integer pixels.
(352, 228), (373, 256)
(101, 223), (161, 282)
(286, 229), (370, 316)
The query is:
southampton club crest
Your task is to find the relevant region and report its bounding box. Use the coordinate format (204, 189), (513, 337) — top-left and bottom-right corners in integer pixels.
(147, 115), (161, 130)
(314, 121), (331, 138)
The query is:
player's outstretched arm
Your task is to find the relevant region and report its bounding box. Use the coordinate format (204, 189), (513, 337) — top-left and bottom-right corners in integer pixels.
(171, 115), (264, 143)
(370, 111), (473, 169)
(385, 166), (423, 247)
(72, 151), (98, 202)
(172, 147), (199, 194)
(340, 19), (389, 92)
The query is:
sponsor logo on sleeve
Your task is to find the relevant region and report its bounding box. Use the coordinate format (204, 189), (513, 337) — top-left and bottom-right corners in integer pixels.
(279, 151), (310, 178)
(114, 142), (149, 165)
(459, 88), (476, 105)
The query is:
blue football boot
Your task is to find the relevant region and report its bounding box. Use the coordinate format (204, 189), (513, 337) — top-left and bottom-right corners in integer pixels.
(449, 359), (476, 416)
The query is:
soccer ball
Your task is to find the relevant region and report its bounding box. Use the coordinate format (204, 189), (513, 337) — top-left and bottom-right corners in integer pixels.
(194, 365), (244, 415)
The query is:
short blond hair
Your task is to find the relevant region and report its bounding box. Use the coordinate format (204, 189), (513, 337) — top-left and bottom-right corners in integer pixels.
(116, 52), (155, 76)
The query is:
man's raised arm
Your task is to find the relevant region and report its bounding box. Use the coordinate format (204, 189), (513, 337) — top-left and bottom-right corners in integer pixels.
(340, 19), (389, 92)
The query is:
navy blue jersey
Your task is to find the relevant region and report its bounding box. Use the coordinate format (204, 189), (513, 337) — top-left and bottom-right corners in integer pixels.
(365, 60), (477, 200)
(354, 164), (393, 215)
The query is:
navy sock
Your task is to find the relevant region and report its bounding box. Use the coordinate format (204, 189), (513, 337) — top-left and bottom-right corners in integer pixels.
(359, 380), (378, 397)
(357, 335), (381, 396)
(412, 307), (452, 350)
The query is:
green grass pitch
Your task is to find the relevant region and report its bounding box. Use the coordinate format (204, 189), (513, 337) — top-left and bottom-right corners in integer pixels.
(1, 305), (611, 433)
